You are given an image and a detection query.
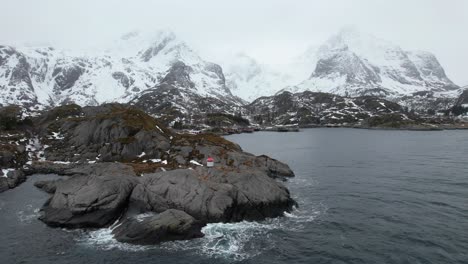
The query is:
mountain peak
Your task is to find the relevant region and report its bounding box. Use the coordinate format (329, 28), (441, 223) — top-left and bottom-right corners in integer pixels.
(283, 28), (459, 98)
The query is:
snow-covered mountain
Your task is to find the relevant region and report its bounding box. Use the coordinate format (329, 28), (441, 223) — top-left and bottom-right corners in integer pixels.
(282, 27), (460, 99)
(223, 54), (295, 102)
(223, 48), (322, 102)
(0, 30), (241, 110)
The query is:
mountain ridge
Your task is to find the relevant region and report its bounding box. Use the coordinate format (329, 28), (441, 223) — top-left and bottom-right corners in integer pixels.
(281, 28), (460, 99)
(0, 30), (242, 110)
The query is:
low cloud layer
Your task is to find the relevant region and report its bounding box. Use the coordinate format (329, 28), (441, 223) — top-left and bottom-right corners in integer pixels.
(1, 0), (467, 85)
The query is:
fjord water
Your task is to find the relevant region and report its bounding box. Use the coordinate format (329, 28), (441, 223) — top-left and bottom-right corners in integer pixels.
(1, 128), (467, 263)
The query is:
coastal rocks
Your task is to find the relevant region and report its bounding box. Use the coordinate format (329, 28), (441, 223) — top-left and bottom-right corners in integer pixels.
(0, 169), (26, 192)
(0, 103), (298, 245)
(130, 169), (236, 222)
(39, 163), (138, 228)
(170, 133), (294, 179)
(112, 209), (205, 245)
(34, 179), (61, 194)
(130, 167), (296, 222)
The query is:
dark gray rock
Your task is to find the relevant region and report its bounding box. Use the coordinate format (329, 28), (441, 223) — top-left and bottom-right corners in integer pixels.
(34, 179), (61, 193)
(39, 163), (138, 228)
(130, 167), (296, 222)
(112, 72), (132, 88)
(0, 177), (8, 192)
(161, 61), (195, 89)
(173, 144), (294, 179)
(37, 104), (171, 163)
(23, 162), (77, 176)
(112, 209), (205, 245)
(130, 169), (235, 222)
(0, 169), (26, 193)
(52, 60), (84, 91)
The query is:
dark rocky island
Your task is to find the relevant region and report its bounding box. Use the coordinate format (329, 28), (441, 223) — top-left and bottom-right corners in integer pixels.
(0, 103), (296, 244)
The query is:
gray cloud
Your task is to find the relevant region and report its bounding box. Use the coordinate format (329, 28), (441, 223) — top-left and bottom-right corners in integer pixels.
(1, 0), (467, 85)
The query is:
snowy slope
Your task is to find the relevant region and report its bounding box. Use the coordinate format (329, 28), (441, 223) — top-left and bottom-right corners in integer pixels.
(223, 48), (320, 102)
(282, 27), (460, 98)
(224, 53), (297, 102)
(0, 30), (240, 109)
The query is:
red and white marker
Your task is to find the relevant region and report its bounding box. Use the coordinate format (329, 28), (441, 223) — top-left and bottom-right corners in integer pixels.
(207, 157), (214, 167)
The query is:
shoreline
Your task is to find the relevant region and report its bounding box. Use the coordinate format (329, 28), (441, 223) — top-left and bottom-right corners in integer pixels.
(221, 124), (468, 135)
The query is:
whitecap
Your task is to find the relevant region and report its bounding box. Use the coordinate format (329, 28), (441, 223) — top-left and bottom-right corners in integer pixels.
(17, 205), (41, 223)
(75, 206), (325, 261)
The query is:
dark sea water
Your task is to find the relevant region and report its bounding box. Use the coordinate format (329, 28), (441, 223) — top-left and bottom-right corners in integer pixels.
(1, 128), (467, 263)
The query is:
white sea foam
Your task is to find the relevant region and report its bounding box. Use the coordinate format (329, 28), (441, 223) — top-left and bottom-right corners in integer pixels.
(75, 206), (324, 261)
(17, 204), (40, 223)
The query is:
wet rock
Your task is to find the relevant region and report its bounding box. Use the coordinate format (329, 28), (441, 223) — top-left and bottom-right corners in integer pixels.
(112, 209), (205, 245)
(0, 169), (26, 192)
(252, 155), (295, 179)
(130, 167), (296, 222)
(39, 163), (138, 228)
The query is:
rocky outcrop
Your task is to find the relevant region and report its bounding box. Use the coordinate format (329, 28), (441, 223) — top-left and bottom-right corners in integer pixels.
(112, 209), (205, 245)
(35, 104), (171, 163)
(130, 167), (295, 223)
(39, 163), (138, 228)
(0, 169), (26, 192)
(0, 103), (297, 245)
(170, 133), (294, 179)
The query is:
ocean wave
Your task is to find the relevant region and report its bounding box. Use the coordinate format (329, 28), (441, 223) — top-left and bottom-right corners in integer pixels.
(76, 206), (324, 262)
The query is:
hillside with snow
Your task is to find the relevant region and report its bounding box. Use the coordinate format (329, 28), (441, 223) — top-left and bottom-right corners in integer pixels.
(223, 54), (298, 102)
(0, 30), (241, 110)
(281, 28), (460, 99)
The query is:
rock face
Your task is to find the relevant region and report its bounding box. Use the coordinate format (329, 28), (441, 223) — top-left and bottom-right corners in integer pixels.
(39, 163), (138, 228)
(130, 167), (295, 223)
(112, 209), (205, 245)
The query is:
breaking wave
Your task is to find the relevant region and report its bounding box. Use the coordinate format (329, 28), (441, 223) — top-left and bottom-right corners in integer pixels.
(76, 204), (324, 262)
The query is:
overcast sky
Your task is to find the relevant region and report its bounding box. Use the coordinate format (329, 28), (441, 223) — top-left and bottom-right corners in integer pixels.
(1, 0), (467, 85)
